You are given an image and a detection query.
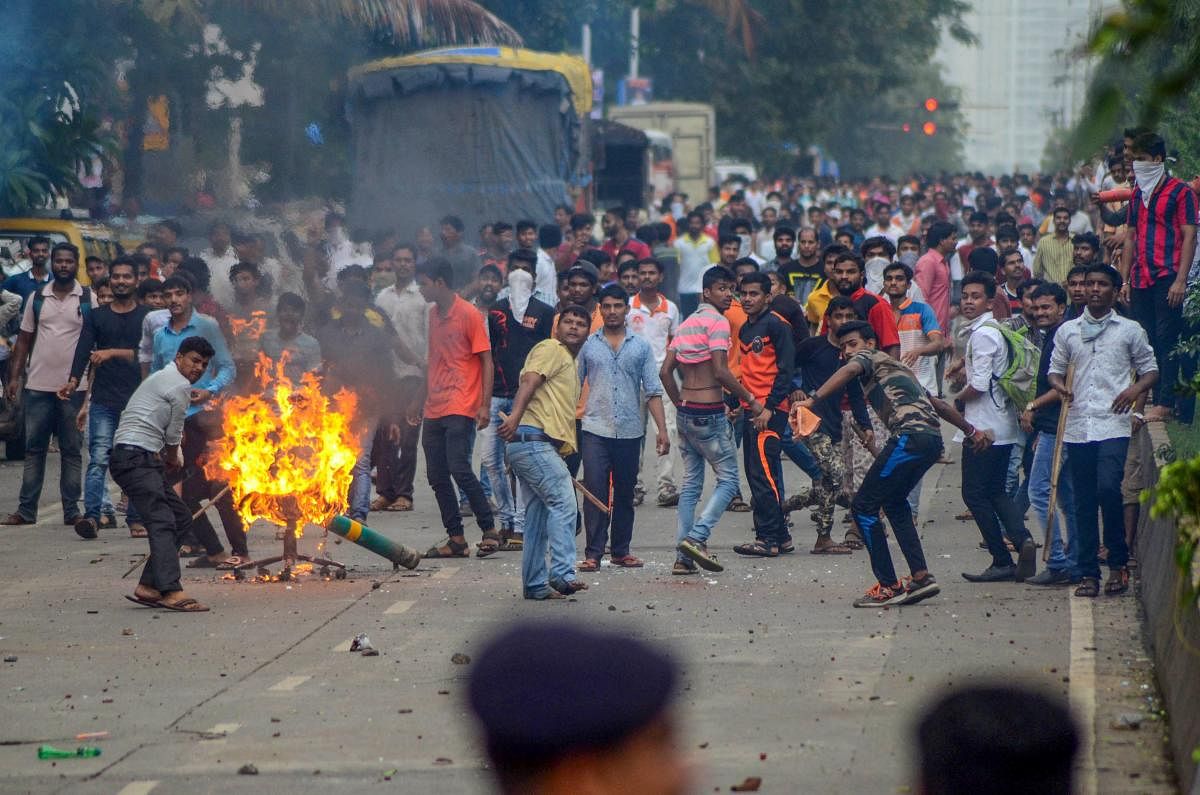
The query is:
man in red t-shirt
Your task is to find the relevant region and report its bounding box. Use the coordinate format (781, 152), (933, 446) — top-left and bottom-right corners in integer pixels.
(1120, 132), (1199, 422)
(600, 206), (652, 263)
(822, 252), (900, 358)
(415, 258), (497, 558)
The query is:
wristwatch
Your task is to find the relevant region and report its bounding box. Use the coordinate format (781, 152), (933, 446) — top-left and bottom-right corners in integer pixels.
(1131, 412), (1145, 422)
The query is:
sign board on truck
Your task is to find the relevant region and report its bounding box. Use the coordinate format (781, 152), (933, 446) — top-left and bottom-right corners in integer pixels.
(608, 102), (714, 203)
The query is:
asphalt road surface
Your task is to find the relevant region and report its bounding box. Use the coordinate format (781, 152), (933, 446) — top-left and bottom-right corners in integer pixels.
(0, 429), (1177, 793)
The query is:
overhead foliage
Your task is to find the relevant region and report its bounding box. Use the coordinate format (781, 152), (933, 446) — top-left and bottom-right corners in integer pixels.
(1068, 0), (1200, 170)
(0, 2), (117, 215)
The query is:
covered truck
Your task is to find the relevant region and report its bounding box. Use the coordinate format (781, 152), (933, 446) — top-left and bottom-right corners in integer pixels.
(346, 47), (592, 238)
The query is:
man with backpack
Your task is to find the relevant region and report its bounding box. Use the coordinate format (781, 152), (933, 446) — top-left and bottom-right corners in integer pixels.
(1, 243), (91, 526)
(952, 270), (1038, 584)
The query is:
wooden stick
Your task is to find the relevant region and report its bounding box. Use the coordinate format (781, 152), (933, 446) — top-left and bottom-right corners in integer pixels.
(192, 484), (232, 520)
(574, 479), (610, 515)
(1043, 364), (1074, 563)
(495, 411), (608, 514)
(121, 554), (149, 579)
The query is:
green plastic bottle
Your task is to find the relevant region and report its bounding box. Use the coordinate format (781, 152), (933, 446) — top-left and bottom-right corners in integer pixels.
(37, 745), (101, 759)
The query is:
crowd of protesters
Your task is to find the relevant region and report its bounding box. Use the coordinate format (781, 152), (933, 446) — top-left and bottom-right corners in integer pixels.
(0, 127), (1192, 611)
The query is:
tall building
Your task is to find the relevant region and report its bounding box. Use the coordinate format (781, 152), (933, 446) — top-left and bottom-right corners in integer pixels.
(937, 0), (1115, 174)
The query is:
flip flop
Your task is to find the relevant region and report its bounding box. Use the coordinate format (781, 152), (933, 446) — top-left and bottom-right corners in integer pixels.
(124, 594), (159, 608)
(156, 597), (210, 612)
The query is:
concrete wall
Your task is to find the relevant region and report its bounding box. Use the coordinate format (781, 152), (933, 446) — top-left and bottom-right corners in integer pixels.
(1135, 425), (1200, 793)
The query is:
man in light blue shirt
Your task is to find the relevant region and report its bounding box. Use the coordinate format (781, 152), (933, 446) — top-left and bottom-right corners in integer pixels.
(577, 285), (669, 570)
(142, 275), (243, 566)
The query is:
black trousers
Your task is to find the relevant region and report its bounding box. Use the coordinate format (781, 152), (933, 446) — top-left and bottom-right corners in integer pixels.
(373, 376), (423, 501)
(179, 414), (247, 557)
(961, 443), (1031, 568)
(743, 410), (789, 545)
(581, 431), (641, 561)
(851, 433), (942, 586)
(111, 447), (193, 594)
(1130, 280), (1185, 409)
(422, 414), (494, 537)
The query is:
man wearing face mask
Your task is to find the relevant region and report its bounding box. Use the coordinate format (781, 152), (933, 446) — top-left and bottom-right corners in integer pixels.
(480, 250), (555, 552)
(1120, 131), (1198, 423)
(730, 218), (762, 266)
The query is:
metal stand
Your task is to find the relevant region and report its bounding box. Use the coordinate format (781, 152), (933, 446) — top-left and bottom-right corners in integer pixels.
(232, 519), (347, 581)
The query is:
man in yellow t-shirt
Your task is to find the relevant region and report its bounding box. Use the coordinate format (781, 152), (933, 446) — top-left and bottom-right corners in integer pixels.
(498, 304), (591, 600)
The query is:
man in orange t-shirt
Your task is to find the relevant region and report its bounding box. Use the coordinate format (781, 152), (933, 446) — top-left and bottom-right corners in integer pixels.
(416, 258), (496, 558)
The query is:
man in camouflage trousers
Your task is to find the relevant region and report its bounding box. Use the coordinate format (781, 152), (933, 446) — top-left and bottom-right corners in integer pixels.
(788, 296), (871, 553)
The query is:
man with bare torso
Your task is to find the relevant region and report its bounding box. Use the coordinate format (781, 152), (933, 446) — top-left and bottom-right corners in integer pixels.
(660, 266), (759, 575)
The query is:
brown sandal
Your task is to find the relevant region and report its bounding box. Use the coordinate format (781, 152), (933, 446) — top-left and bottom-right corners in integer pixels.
(577, 558), (600, 572)
(156, 597), (210, 612)
(842, 532), (865, 550)
(1104, 568), (1129, 595)
(128, 522), (148, 538)
(609, 555), (643, 568)
(476, 531), (502, 558)
(1074, 577), (1099, 598)
(424, 537), (469, 558)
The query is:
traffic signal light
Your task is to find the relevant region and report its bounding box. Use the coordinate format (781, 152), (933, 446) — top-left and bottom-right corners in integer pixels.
(924, 97), (938, 112)
(923, 121), (937, 136)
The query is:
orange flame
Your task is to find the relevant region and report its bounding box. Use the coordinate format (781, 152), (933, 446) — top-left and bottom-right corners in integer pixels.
(206, 353), (359, 534)
(228, 310), (268, 341)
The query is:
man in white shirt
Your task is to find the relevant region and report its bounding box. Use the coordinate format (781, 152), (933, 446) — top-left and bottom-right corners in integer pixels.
(198, 221), (238, 289)
(863, 200), (900, 245)
(535, 224), (563, 304)
(627, 257), (681, 506)
(755, 206), (780, 262)
(952, 271), (1036, 584)
(1048, 264), (1157, 598)
(373, 242), (429, 512)
(672, 210), (718, 317)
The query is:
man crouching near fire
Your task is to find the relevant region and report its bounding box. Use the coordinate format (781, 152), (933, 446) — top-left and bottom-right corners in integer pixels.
(114, 336), (215, 612)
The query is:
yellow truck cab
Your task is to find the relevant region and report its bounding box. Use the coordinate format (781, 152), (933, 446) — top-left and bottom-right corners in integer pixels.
(0, 215), (124, 286)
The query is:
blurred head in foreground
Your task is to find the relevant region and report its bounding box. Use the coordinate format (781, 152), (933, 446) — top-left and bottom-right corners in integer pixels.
(468, 621), (687, 795)
(916, 684), (1078, 794)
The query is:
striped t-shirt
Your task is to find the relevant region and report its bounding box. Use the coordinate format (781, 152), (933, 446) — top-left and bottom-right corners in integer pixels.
(893, 298), (941, 394)
(670, 303), (731, 364)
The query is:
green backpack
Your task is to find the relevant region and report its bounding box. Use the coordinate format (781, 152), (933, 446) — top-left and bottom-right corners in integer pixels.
(980, 320), (1040, 411)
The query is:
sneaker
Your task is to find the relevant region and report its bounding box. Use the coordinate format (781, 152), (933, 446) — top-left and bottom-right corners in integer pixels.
(1025, 568), (1073, 586)
(672, 559), (698, 576)
(904, 574), (940, 605)
(1015, 538), (1037, 582)
(853, 581), (907, 608)
(677, 539), (724, 572)
(549, 578), (588, 595)
(961, 564), (1017, 583)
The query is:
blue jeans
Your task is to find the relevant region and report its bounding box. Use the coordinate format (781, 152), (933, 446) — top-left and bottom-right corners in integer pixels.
(348, 425), (374, 521)
(481, 397), (524, 533)
(675, 407), (739, 560)
(1028, 431), (1078, 576)
(85, 403), (139, 523)
(1067, 437), (1129, 580)
(507, 428), (578, 598)
(18, 390), (83, 522)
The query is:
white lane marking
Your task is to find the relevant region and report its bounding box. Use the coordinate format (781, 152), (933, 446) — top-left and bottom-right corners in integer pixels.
(384, 599), (415, 615)
(1069, 594), (1098, 795)
(331, 638), (353, 652)
(116, 782), (160, 795)
(431, 566), (459, 580)
(267, 675), (310, 692)
(202, 722), (241, 738)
